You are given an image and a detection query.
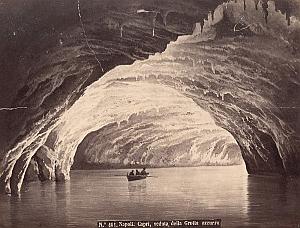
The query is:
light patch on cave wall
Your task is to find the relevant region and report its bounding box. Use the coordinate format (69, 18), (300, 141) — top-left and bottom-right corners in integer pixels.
(54, 81), (241, 173)
(72, 83), (242, 169)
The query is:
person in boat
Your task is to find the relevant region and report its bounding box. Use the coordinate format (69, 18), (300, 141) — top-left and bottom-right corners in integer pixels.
(129, 170), (135, 175)
(140, 167), (147, 175)
(135, 169), (140, 175)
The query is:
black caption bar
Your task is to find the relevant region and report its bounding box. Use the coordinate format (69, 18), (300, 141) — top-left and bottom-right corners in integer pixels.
(97, 219), (221, 228)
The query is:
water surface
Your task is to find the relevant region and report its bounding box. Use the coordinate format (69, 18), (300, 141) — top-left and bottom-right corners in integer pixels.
(1, 166), (300, 228)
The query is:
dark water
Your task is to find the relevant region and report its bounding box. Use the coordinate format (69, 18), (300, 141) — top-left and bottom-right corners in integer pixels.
(0, 166), (300, 228)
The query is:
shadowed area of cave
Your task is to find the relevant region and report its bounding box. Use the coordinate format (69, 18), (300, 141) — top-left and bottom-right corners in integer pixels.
(0, 0), (299, 195)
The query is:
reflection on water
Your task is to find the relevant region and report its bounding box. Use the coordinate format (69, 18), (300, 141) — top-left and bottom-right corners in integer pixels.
(247, 175), (300, 228)
(0, 166), (300, 227)
(128, 181), (147, 202)
(0, 181), (71, 228)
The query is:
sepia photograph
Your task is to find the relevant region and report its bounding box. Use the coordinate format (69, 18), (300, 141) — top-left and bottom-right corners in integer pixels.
(0, 0), (299, 227)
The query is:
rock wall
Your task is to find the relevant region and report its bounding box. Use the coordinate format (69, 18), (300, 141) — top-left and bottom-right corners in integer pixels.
(71, 86), (242, 169)
(0, 0), (299, 194)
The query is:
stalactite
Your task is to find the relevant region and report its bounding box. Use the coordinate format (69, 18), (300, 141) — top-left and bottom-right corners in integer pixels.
(200, 19), (205, 33)
(254, 0), (259, 10)
(120, 25), (123, 38)
(152, 12), (158, 37)
(163, 12), (168, 26)
(261, 1), (269, 24)
(286, 13), (291, 26)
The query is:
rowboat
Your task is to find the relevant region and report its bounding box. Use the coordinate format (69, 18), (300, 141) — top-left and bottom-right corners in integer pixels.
(126, 173), (149, 181)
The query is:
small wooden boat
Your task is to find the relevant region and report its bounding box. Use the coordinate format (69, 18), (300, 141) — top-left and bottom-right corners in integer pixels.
(126, 173), (149, 181)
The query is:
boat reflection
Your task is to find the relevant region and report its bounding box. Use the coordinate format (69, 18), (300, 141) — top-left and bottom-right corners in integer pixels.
(128, 180), (147, 202)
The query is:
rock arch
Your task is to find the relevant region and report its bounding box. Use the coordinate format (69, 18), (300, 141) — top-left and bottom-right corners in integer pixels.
(0, 0), (299, 195)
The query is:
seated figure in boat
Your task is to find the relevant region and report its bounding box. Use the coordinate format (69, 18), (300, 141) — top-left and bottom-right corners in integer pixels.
(129, 170), (135, 175)
(140, 167), (147, 175)
(135, 169), (140, 175)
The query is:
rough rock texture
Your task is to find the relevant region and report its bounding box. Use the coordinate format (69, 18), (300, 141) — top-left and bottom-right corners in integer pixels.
(54, 0), (300, 178)
(0, 0), (299, 194)
(0, 0), (229, 194)
(72, 90), (242, 169)
(24, 159), (39, 182)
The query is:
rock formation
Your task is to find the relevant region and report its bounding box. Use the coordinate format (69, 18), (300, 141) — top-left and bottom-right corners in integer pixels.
(71, 85), (242, 169)
(0, 0), (299, 194)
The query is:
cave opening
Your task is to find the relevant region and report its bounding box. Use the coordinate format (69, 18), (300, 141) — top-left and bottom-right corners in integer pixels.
(20, 80), (247, 188)
(1, 0), (299, 197)
(1, 1), (300, 227)
(69, 82), (245, 172)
